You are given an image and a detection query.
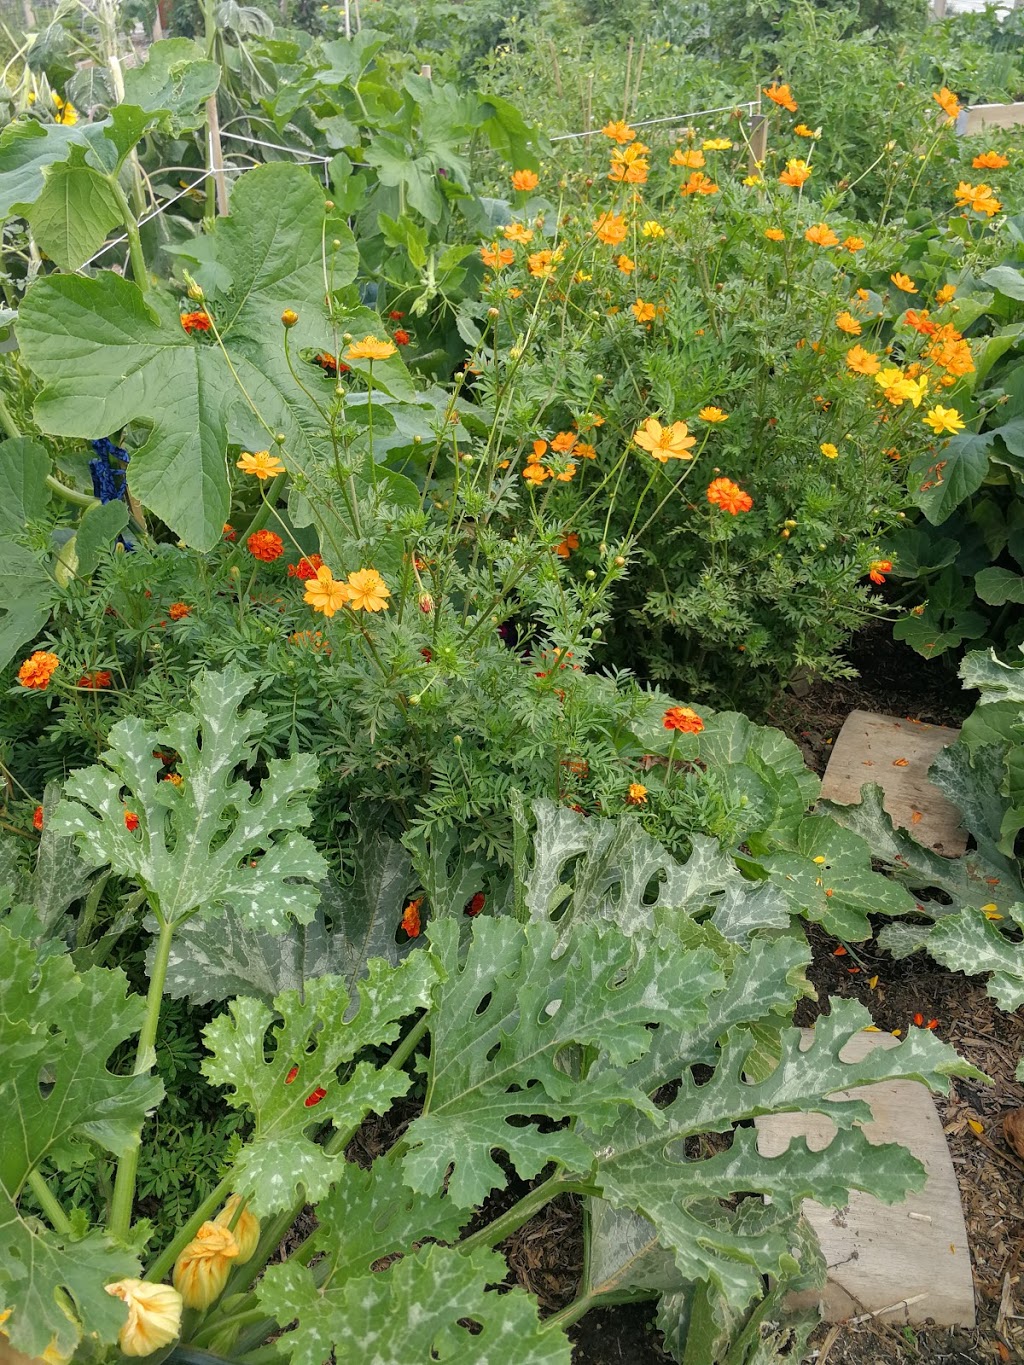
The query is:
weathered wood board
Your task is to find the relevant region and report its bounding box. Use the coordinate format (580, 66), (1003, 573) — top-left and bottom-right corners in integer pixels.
(956, 101), (1024, 136)
(755, 1030), (976, 1326)
(818, 709), (966, 856)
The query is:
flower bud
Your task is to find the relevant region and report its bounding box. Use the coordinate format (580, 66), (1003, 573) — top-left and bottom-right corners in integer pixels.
(324, 200), (335, 210)
(274, 432), (286, 444)
(585, 569), (596, 580)
(173, 1221), (240, 1309)
(614, 555), (626, 567)
(106, 1279), (183, 1357)
(281, 309), (299, 328)
(214, 1195), (260, 1265)
(453, 734), (462, 746)
(592, 627), (602, 639)
(488, 306), (499, 318)
(186, 281), (204, 302)
(332, 239), (341, 250)
(409, 693), (421, 706)
(418, 593), (434, 614)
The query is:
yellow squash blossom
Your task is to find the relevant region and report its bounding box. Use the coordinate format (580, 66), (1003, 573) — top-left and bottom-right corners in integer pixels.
(345, 336), (396, 361)
(105, 1280), (183, 1358)
(52, 93), (78, 125)
(633, 418), (696, 462)
(173, 1222), (240, 1310)
(236, 450), (285, 480)
(214, 1195), (260, 1264)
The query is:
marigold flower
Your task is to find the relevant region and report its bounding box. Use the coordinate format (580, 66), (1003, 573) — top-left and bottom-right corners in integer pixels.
(641, 220), (666, 238)
(33, 805), (44, 830)
(593, 212), (629, 246)
(616, 254), (636, 274)
(247, 530), (284, 562)
(168, 602), (191, 620)
(933, 87), (960, 121)
(180, 311), (211, 334)
(401, 897), (422, 937)
(124, 811), (140, 832)
(214, 1196), (260, 1265)
(702, 138), (732, 151)
(105, 1279), (183, 1358)
(503, 222), (534, 243)
(843, 235), (865, 252)
(868, 559), (893, 585)
(163, 773), (183, 786)
(764, 83), (798, 113)
(699, 406), (728, 422)
(663, 706), (703, 733)
(345, 336), (396, 361)
(707, 477), (753, 514)
(632, 299), (657, 323)
(393, 329), (411, 345)
(626, 782), (648, 806)
(890, 272), (917, 293)
(936, 283), (957, 304)
(345, 568), (390, 612)
(670, 147), (705, 168)
(223, 523), (237, 540)
(633, 418), (696, 462)
(237, 450), (285, 480)
(78, 670), (112, 689)
(820, 443), (839, 459)
(973, 149), (1008, 170)
(779, 158), (811, 187)
(556, 532), (580, 558)
(173, 1222), (240, 1310)
(923, 405), (965, 435)
(511, 169), (539, 192)
(681, 171), (718, 196)
(601, 120), (636, 144)
(480, 243), (515, 270)
(835, 310), (861, 335)
(764, 227), (786, 242)
(18, 651), (59, 690)
(805, 223), (839, 248)
(287, 554), (324, 580)
(845, 344), (880, 376)
(304, 565), (350, 617)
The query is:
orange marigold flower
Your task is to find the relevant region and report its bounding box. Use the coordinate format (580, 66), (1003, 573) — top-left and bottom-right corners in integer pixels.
(304, 566), (350, 617)
(223, 523), (237, 540)
(764, 227), (786, 242)
(890, 272), (917, 293)
(779, 158), (811, 187)
(868, 558), (893, 585)
(247, 530), (284, 562)
(17, 650), (59, 689)
(511, 169), (539, 192)
(663, 705), (703, 733)
(345, 568), (390, 612)
(593, 212), (629, 246)
(764, 83), (798, 113)
(125, 811), (140, 832)
(288, 554), (324, 580)
(845, 344), (880, 375)
(973, 149), (1009, 170)
(602, 120), (636, 144)
(707, 477), (753, 514)
(33, 805), (44, 830)
(681, 171), (718, 196)
(168, 602), (191, 620)
(78, 670), (112, 689)
(805, 222), (839, 248)
(163, 772), (183, 786)
(393, 329), (411, 345)
(480, 243), (515, 270)
(632, 299), (657, 323)
(401, 897), (422, 937)
(626, 782), (648, 806)
(237, 450), (285, 480)
(556, 532), (580, 558)
(345, 336), (396, 361)
(843, 235), (865, 252)
(670, 147), (705, 168)
(180, 310), (211, 334)
(835, 310), (861, 335)
(933, 87), (960, 121)
(633, 417), (696, 462)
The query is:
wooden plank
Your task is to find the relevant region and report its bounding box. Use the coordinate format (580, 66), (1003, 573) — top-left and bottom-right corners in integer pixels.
(755, 1030), (975, 1326)
(747, 113), (767, 174)
(818, 709), (966, 856)
(957, 101), (1024, 136)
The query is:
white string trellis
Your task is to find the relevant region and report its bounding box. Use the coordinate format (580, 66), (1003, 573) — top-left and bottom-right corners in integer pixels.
(549, 100), (761, 142)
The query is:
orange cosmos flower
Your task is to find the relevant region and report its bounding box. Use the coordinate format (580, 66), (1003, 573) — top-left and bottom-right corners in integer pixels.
(556, 532), (580, 558)
(554, 463), (577, 483)
(868, 559), (893, 585)
(764, 227), (786, 242)
(663, 706), (703, 733)
(805, 223), (839, 248)
(626, 782), (648, 806)
(793, 123), (815, 137)
(779, 158), (811, 187)
(932, 87), (960, 121)
(936, 283), (957, 305)
(503, 222), (534, 243)
(670, 147), (705, 168)
(573, 441), (597, 459)
(764, 83), (798, 112)
(616, 254), (636, 273)
(698, 406), (728, 422)
(480, 243), (514, 270)
(609, 144), (649, 184)
(511, 169), (539, 192)
(953, 181), (1002, 216)
(550, 431), (577, 453)
(835, 310), (861, 335)
(304, 566), (350, 617)
(247, 530), (284, 562)
(632, 299), (657, 323)
(707, 477), (753, 514)
(18, 651), (59, 689)
(890, 272), (917, 293)
(633, 418), (696, 462)
(601, 120), (636, 144)
(972, 150), (1009, 170)
(528, 248), (563, 279)
(345, 568), (390, 612)
(522, 463), (550, 484)
(593, 212), (629, 246)
(345, 336), (396, 361)
(237, 450), (285, 480)
(904, 308), (936, 336)
(843, 235), (865, 252)
(681, 171), (718, 196)
(845, 344), (880, 375)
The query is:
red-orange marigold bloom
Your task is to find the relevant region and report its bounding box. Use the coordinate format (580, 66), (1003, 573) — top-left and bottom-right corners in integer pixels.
(78, 670), (112, 689)
(223, 523), (237, 541)
(180, 311), (211, 334)
(401, 897), (423, 938)
(17, 651), (59, 689)
(124, 811), (140, 832)
(33, 805), (43, 831)
(663, 706), (704, 734)
(287, 554), (324, 580)
(393, 329), (411, 345)
(168, 602), (192, 621)
(707, 477), (753, 514)
(247, 530), (285, 562)
(464, 891), (486, 917)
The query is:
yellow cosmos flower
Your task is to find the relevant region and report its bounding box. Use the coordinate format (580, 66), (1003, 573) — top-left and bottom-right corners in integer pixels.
(304, 566), (351, 617)
(820, 442), (839, 459)
(764, 228), (786, 242)
(933, 87), (960, 121)
(698, 406), (728, 422)
(936, 283), (957, 305)
(173, 1222), (240, 1309)
(641, 220), (665, 238)
(670, 147), (705, 168)
(236, 450), (285, 479)
(923, 405), (965, 435)
(633, 418), (696, 462)
(345, 568), (391, 612)
(702, 138), (733, 151)
(105, 1280), (183, 1358)
(890, 272), (917, 293)
(345, 336), (396, 361)
(742, 174), (763, 186)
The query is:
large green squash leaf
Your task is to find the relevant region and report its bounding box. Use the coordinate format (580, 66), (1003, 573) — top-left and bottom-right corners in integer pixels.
(25, 145), (122, 272)
(121, 38), (220, 132)
(0, 540), (55, 670)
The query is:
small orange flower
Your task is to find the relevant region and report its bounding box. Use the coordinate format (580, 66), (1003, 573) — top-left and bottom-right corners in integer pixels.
(180, 311), (211, 334)
(556, 532), (580, 558)
(626, 782), (648, 806)
(480, 243), (515, 271)
(616, 254), (636, 274)
(573, 441), (597, 460)
(663, 706), (703, 733)
(670, 147), (705, 168)
(936, 283), (957, 305)
(868, 559), (893, 585)
(764, 83), (798, 113)
(237, 450), (285, 480)
(890, 272), (917, 293)
(247, 530), (284, 562)
(287, 554), (324, 580)
(804, 223), (839, 248)
(698, 406), (728, 423)
(601, 120), (636, 144)
(345, 336), (396, 361)
(632, 299), (657, 324)
(125, 811), (140, 832)
(528, 248), (562, 279)
(168, 602), (191, 621)
(401, 897), (423, 937)
(680, 171), (718, 196)
(33, 805), (44, 830)
(511, 169), (539, 192)
(707, 477), (753, 514)
(345, 568), (390, 613)
(843, 235), (865, 252)
(550, 431), (577, 453)
(932, 88), (960, 121)
(972, 150), (1009, 170)
(779, 158), (811, 187)
(223, 523), (237, 540)
(593, 212), (629, 246)
(764, 227), (786, 241)
(17, 651), (59, 690)
(633, 418), (696, 462)
(835, 310), (861, 335)
(78, 670), (112, 689)
(503, 222), (534, 244)
(845, 344), (881, 376)
(522, 463), (550, 484)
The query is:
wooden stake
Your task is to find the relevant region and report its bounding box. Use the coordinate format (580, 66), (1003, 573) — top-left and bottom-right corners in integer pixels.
(206, 94), (229, 215)
(622, 37), (633, 121)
